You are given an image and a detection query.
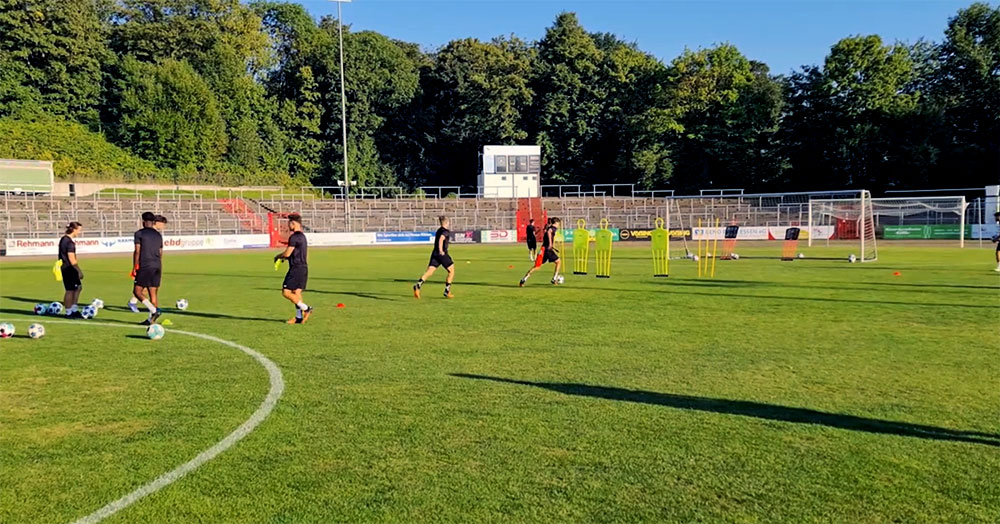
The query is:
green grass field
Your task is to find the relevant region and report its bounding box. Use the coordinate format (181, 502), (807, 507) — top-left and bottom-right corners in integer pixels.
(1, 244), (998, 523)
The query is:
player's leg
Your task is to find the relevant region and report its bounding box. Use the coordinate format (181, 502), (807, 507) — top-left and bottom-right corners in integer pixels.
(414, 262), (438, 298)
(520, 250), (544, 286)
(551, 257), (562, 283)
(443, 263), (455, 298)
(995, 244), (999, 271)
(145, 286), (161, 324)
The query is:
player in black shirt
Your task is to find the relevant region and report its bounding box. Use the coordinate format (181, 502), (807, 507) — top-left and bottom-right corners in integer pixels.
(525, 218), (538, 261)
(273, 213), (313, 324)
(132, 211), (164, 325)
(128, 212), (154, 313)
(58, 222), (85, 317)
(520, 217), (562, 286)
(414, 216), (455, 299)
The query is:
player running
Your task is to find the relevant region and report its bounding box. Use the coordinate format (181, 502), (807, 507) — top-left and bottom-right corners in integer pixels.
(273, 213), (313, 324)
(413, 216), (455, 299)
(520, 217), (562, 286)
(131, 211), (164, 325)
(128, 212), (153, 313)
(525, 218), (538, 260)
(58, 221), (85, 318)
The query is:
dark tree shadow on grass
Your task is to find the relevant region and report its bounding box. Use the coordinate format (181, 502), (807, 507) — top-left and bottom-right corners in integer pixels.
(451, 374), (1000, 447)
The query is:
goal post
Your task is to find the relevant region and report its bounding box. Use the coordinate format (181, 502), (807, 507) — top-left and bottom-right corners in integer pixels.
(807, 190), (878, 262)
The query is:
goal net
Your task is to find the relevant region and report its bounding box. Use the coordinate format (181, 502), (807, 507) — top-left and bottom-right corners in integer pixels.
(870, 196), (967, 247)
(808, 190), (878, 262)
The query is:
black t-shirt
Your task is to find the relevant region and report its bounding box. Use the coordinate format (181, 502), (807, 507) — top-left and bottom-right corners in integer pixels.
(434, 227), (450, 255)
(134, 227), (163, 269)
(287, 231), (308, 268)
(58, 235), (75, 266)
(526, 224), (536, 242)
(542, 225), (557, 249)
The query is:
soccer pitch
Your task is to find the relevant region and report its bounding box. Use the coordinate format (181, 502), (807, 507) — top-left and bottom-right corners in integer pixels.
(1, 244), (998, 523)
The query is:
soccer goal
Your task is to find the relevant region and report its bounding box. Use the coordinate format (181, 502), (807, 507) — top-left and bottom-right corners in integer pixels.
(807, 190), (878, 262)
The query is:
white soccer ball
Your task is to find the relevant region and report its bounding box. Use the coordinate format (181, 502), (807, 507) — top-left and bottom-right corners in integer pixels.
(848, 254), (857, 263)
(692, 255), (700, 262)
(176, 298), (189, 311)
(0, 322), (14, 338)
(81, 305), (97, 320)
(797, 253), (805, 259)
(731, 253), (740, 260)
(48, 302), (64, 316)
(28, 323), (45, 339)
(91, 298), (104, 309)
(556, 275), (565, 284)
(34, 303), (48, 315)
(146, 324), (165, 340)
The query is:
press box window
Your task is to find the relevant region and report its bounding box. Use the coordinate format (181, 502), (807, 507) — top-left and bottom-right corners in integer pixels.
(494, 155), (506, 173)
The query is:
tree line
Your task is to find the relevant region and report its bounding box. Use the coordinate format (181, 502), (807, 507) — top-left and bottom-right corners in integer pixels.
(0, 0), (997, 192)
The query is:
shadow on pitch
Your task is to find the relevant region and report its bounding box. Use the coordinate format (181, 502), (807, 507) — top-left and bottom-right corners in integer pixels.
(252, 287), (397, 301)
(451, 374), (1000, 448)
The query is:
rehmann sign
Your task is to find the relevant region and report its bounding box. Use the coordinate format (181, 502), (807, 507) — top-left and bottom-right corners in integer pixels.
(4, 234), (269, 256)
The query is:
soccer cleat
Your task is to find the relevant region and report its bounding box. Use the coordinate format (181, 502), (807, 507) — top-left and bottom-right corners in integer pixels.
(444, 290), (454, 298)
(128, 302), (140, 313)
(518, 279), (526, 287)
(994, 267), (1000, 272)
(286, 317), (302, 324)
(149, 310), (162, 324)
(301, 307), (313, 323)
(140, 319), (151, 326)
(67, 311), (83, 319)
(413, 284), (421, 299)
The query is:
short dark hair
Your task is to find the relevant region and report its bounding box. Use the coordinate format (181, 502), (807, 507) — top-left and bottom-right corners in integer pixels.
(141, 211), (155, 222)
(438, 215), (448, 224)
(529, 218), (535, 223)
(65, 221), (82, 234)
(154, 215), (167, 223)
(287, 213), (302, 225)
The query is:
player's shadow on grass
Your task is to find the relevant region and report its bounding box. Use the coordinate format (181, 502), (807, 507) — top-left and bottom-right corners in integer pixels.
(251, 287), (397, 301)
(101, 305), (279, 323)
(451, 374), (1000, 448)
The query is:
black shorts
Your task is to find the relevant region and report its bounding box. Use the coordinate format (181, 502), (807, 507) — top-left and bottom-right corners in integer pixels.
(283, 266), (308, 291)
(134, 267), (161, 288)
(428, 253), (454, 268)
(527, 238), (537, 249)
(61, 266), (82, 291)
(534, 247), (559, 268)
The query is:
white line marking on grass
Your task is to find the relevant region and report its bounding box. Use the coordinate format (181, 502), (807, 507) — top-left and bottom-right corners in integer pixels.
(37, 321), (285, 524)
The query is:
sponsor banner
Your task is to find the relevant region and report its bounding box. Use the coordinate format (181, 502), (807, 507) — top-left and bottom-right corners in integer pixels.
(883, 225), (971, 240)
(307, 232), (376, 247)
(5, 234), (269, 256)
(450, 230), (479, 244)
(689, 226), (832, 241)
(561, 228), (621, 242)
(972, 223), (1000, 240)
(480, 229), (518, 243)
(375, 231), (434, 244)
(619, 228), (692, 241)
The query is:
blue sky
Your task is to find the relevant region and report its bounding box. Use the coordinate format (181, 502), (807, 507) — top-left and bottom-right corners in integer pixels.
(297, 0), (976, 74)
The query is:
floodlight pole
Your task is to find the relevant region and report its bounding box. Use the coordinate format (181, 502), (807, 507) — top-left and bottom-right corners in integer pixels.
(332, 0), (351, 229)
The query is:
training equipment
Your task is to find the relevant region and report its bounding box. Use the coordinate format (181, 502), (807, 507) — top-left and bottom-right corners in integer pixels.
(572, 219), (590, 275)
(34, 303), (48, 315)
(176, 298), (189, 310)
(0, 323), (14, 338)
(48, 302), (64, 316)
(81, 305), (97, 319)
(807, 190), (878, 261)
(52, 259), (63, 281)
(556, 275), (565, 284)
(28, 323), (45, 339)
(91, 298), (105, 309)
(595, 219), (614, 278)
(146, 324), (166, 340)
(696, 218), (720, 278)
(720, 225), (740, 260)
(274, 258), (283, 271)
(781, 228), (801, 261)
(651, 217), (669, 277)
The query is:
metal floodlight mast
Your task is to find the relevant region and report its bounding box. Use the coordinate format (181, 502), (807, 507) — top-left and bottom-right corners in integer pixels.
(330, 0), (351, 228)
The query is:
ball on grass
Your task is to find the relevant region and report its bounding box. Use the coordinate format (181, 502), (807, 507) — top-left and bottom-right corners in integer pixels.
(91, 298), (104, 309)
(28, 323), (45, 339)
(80, 305), (97, 320)
(556, 275), (565, 284)
(48, 302), (64, 316)
(176, 298), (189, 310)
(0, 322), (15, 338)
(146, 324), (165, 340)
(848, 254), (857, 263)
(34, 303), (48, 315)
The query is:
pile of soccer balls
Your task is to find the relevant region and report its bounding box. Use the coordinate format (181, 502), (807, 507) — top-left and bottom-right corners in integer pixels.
(33, 298), (104, 319)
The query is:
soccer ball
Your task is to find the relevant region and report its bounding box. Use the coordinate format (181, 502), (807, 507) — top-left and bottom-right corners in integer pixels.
(731, 253), (740, 260)
(692, 255), (700, 262)
(146, 324), (166, 340)
(91, 298), (105, 309)
(797, 253), (805, 259)
(48, 302), (64, 316)
(848, 254), (857, 263)
(556, 275), (565, 284)
(81, 305), (97, 320)
(34, 303), (48, 315)
(0, 323), (15, 338)
(28, 323), (45, 339)
(176, 298), (189, 310)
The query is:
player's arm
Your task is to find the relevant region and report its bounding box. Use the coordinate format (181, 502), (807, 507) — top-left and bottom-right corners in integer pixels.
(437, 234), (447, 256)
(547, 228), (556, 251)
(273, 245), (295, 261)
(68, 251), (82, 278)
(131, 243), (140, 277)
